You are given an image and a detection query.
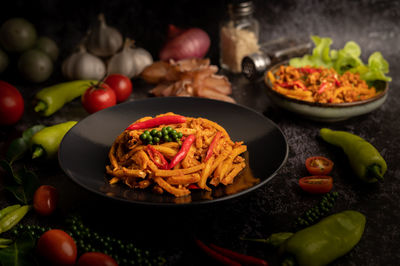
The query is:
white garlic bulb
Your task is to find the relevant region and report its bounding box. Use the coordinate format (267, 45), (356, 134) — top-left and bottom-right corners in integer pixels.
(62, 45), (106, 80)
(107, 38), (153, 78)
(87, 13), (123, 57)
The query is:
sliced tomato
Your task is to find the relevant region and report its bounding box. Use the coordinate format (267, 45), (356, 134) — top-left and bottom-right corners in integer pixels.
(305, 156), (334, 175)
(299, 176), (333, 194)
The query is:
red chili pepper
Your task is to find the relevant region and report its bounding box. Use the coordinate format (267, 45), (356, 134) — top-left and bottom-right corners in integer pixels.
(187, 183), (201, 189)
(126, 115), (186, 130)
(146, 145), (169, 169)
(209, 243), (268, 266)
(276, 82), (292, 88)
(334, 77), (341, 87)
(293, 81), (308, 91)
(168, 134), (196, 169)
(204, 131), (222, 162)
(195, 239), (241, 266)
(299, 67), (322, 74)
(317, 82), (328, 94)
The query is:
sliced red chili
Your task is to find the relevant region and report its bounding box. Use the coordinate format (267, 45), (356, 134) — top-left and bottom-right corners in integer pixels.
(168, 134), (196, 169)
(209, 243), (268, 265)
(299, 67), (322, 74)
(204, 131), (222, 162)
(187, 183), (201, 190)
(195, 239), (241, 266)
(299, 176), (333, 194)
(276, 82), (292, 88)
(146, 145), (169, 169)
(126, 115), (186, 130)
(305, 156), (334, 175)
(294, 81), (307, 91)
(317, 82), (328, 94)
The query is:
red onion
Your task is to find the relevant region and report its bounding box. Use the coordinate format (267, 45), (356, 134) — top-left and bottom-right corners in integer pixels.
(159, 24), (211, 61)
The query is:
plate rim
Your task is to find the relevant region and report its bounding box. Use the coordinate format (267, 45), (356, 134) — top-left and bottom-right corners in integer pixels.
(59, 97), (289, 207)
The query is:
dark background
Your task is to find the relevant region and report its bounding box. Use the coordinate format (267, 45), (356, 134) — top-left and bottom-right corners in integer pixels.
(1, 0), (400, 265)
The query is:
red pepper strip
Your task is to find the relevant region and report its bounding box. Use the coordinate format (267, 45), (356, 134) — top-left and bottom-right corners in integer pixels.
(334, 77), (341, 87)
(299, 67), (322, 74)
(146, 145), (169, 169)
(168, 134), (196, 169)
(293, 81), (308, 91)
(276, 82), (292, 88)
(204, 131), (222, 162)
(126, 115), (186, 130)
(195, 239), (241, 266)
(187, 183), (201, 189)
(209, 243), (268, 266)
(317, 82), (328, 94)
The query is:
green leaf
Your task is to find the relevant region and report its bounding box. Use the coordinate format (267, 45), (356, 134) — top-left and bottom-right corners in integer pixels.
(5, 186), (28, 205)
(6, 125), (45, 163)
(0, 160), (22, 185)
(19, 168), (40, 203)
(0, 233), (37, 266)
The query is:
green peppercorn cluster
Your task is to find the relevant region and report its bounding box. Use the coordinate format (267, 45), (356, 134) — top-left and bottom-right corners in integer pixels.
(140, 126), (183, 145)
(66, 215), (166, 265)
(293, 192), (339, 230)
(11, 216), (166, 266)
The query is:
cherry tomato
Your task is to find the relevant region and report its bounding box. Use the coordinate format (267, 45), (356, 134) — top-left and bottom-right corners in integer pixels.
(77, 252), (118, 266)
(33, 185), (58, 216)
(82, 83), (116, 114)
(0, 80), (24, 125)
(305, 156), (334, 175)
(37, 229), (77, 265)
(299, 176), (333, 194)
(104, 74), (132, 103)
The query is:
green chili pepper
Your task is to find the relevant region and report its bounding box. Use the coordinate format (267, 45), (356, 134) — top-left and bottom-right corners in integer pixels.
(34, 80), (96, 116)
(320, 128), (387, 183)
(0, 205), (30, 234)
(30, 121), (77, 159)
(0, 205), (21, 220)
(281, 210), (366, 266)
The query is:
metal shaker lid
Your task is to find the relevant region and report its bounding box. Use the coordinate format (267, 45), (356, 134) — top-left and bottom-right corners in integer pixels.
(241, 52), (271, 80)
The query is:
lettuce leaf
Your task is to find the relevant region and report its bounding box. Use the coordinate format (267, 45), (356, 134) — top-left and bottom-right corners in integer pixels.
(289, 36), (391, 84)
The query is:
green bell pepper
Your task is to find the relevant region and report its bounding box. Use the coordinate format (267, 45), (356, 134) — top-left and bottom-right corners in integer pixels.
(281, 210), (366, 266)
(320, 128), (387, 182)
(30, 121), (77, 159)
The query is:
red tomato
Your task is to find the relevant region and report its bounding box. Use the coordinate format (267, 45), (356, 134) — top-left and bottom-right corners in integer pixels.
(77, 252), (118, 266)
(33, 185), (58, 216)
(305, 156), (334, 175)
(0, 80), (24, 125)
(81, 83), (116, 114)
(299, 176), (333, 194)
(37, 229), (77, 265)
(104, 74), (132, 102)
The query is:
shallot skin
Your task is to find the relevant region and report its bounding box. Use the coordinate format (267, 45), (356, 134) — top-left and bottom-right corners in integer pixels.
(159, 27), (211, 61)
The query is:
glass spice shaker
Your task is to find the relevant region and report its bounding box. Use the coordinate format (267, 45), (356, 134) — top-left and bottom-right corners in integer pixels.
(241, 37), (313, 80)
(219, 0), (260, 73)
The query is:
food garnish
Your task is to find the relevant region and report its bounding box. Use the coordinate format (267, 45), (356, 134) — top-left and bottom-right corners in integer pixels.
(305, 156), (334, 175)
(298, 176), (333, 194)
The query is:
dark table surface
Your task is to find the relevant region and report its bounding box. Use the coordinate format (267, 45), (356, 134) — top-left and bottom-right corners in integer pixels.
(1, 0), (400, 265)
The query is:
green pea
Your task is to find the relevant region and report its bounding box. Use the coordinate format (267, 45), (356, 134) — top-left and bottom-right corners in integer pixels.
(143, 130), (150, 135)
(156, 131), (163, 138)
(161, 128), (169, 136)
(148, 140), (153, 145)
(177, 132), (183, 138)
(163, 135), (171, 142)
(140, 134), (147, 141)
(171, 129), (177, 135)
(153, 137), (160, 143)
(147, 135), (153, 142)
(150, 129), (158, 136)
(170, 133), (178, 140)
(166, 126), (172, 133)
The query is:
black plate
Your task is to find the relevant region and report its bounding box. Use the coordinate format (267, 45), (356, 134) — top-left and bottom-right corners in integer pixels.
(59, 97), (288, 206)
